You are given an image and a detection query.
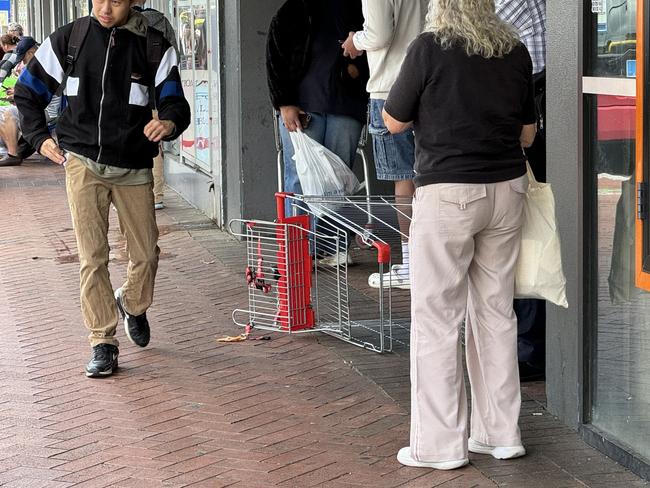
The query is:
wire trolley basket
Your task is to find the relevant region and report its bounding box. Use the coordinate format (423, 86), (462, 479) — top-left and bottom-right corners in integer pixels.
(229, 192), (413, 353)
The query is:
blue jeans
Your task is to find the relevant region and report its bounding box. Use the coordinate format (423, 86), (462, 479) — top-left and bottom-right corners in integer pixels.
(368, 99), (415, 181)
(279, 112), (363, 251)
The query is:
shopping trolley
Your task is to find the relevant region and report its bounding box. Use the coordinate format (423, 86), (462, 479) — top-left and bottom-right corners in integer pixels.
(229, 192), (413, 353)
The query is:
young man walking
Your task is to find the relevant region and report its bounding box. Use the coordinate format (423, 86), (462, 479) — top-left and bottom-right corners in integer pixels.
(342, 0), (428, 289)
(14, 0), (190, 377)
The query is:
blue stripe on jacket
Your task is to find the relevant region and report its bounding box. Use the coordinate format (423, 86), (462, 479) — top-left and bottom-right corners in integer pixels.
(160, 80), (183, 100)
(18, 69), (53, 104)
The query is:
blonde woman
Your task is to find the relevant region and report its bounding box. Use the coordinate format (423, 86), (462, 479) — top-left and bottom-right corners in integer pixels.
(383, 0), (537, 469)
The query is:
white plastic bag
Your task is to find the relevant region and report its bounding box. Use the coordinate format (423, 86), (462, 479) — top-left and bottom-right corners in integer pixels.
(514, 163), (569, 308)
(289, 130), (360, 206)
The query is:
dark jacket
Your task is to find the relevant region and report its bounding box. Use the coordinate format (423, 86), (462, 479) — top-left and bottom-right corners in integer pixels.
(14, 14), (190, 169)
(266, 0), (369, 112)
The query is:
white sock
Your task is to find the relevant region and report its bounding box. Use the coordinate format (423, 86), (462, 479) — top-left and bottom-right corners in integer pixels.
(394, 241), (409, 277)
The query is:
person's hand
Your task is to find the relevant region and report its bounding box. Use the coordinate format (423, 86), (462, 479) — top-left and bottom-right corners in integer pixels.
(39, 137), (65, 165)
(144, 118), (176, 142)
(342, 32), (363, 59)
(280, 105), (303, 132)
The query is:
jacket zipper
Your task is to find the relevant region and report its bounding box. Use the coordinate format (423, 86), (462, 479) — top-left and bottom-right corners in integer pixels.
(97, 28), (115, 163)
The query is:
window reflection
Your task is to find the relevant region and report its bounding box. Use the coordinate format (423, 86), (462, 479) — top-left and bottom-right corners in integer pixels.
(76, 0), (89, 17)
(587, 1), (650, 459)
(593, 92), (636, 305)
(179, 5), (207, 70)
(179, 6), (194, 70)
(178, 0), (211, 171)
(589, 0), (637, 77)
(193, 6), (207, 70)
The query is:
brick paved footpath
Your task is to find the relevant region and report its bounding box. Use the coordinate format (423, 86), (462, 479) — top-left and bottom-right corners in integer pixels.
(0, 160), (647, 488)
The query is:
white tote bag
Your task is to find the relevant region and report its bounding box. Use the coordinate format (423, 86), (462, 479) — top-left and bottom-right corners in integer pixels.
(514, 163), (569, 308)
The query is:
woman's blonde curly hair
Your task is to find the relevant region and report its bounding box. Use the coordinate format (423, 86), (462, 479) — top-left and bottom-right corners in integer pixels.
(425, 0), (520, 58)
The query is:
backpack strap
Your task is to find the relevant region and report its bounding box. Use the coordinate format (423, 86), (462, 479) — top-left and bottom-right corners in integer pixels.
(146, 28), (164, 110)
(54, 16), (91, 98)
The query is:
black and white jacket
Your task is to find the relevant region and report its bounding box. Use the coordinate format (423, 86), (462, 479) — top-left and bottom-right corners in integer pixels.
(14, 13), (190, 169)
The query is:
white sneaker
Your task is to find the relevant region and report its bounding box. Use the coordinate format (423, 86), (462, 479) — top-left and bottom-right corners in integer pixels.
(368, 264), (410, 289)
(397, 447), (468, 470)
(468, 438), (526, 459)
(318, 251), (353, 267)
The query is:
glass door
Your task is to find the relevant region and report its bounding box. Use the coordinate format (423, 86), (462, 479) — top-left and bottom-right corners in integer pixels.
(584, 0), (650, 464)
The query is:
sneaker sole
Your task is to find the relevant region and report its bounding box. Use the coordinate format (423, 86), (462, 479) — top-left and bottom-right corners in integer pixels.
(397, 451), (468, 470)
(368, 281), (411, 290)
(115, 290), (148, 348)
(85, 360), (118, 378)
(468, 439), (526, 459)
(367, 274), (411, 290)
(85, 368), (114, 378)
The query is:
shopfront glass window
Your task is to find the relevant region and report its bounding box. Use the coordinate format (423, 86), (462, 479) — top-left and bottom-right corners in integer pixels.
(587, 0), (637, 77)
(64, 0), (90, 25)
(585, 0), (650, 463)
(178, 3), (195, 162)
(192, 2), (210, 166)
(15, 0), (29, 33)
(209, 1), (221, 186)
(76, 0), (89, 17)
(176, 0), (216, 172)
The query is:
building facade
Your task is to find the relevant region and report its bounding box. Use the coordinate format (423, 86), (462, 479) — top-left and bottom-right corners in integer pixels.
(7, 0), (650, 480)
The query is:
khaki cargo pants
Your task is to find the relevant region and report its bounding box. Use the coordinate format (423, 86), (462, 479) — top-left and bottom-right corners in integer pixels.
(65, 156), (160, 347)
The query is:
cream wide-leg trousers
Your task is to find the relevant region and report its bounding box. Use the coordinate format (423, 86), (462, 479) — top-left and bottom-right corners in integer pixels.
(409, 174), (528, 462)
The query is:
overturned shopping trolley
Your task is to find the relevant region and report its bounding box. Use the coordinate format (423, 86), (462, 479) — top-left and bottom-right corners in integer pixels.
(228, 193), (412, 353)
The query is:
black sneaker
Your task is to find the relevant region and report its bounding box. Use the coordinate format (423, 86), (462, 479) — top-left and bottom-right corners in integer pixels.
(115, 288), (150, 347)
(85, 343), (119, 377)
